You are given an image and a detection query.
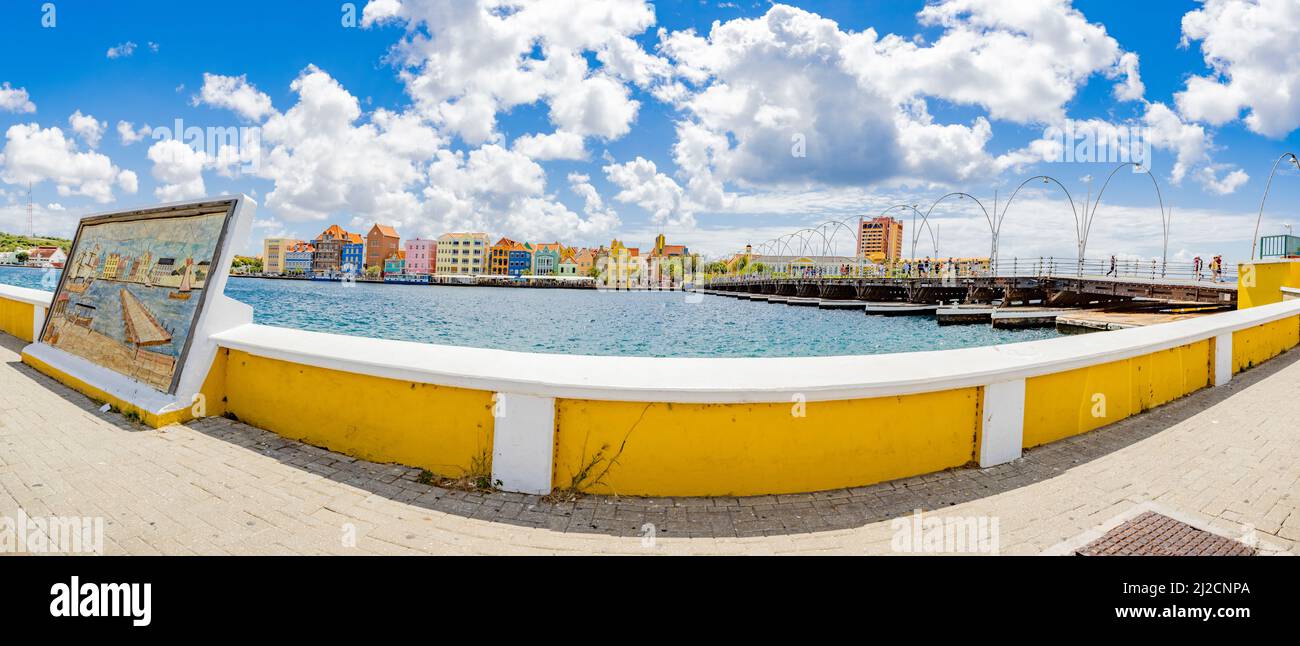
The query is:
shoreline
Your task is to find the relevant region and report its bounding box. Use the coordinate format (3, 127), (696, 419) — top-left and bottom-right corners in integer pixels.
(230, 273), (693, 291)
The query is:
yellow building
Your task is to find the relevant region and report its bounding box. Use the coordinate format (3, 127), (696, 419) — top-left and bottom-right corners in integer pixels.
(262, 237), (299, 276)
(602, 238), (644, 283)
(101, 253), (121, 280)
(436, 232), (491, 275)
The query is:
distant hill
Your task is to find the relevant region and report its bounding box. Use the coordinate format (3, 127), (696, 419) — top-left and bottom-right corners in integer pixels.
(0, 232), (72, 253)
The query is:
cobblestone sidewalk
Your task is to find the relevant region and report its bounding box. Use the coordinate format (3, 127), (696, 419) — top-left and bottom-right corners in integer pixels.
(2, 333), (1296, 555)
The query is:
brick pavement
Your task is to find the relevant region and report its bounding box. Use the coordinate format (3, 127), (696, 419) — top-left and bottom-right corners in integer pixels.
(1, 332), (1296, 555)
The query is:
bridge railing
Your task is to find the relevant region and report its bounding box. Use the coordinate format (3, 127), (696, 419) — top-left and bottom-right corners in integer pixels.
(706, 257), (1239, 284)
(989, 257), (1237, 283)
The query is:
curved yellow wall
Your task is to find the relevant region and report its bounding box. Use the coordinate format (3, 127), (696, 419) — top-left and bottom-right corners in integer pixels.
(0, 298), (34, 342)
(4, 291), (1300, 499)
(1238, 261), (1300, 309)
(222, 350), (494, 478)
(1232, 315), (1300, 373)
(552, 390), (979, 497)
(1022, 340), (1211, 448)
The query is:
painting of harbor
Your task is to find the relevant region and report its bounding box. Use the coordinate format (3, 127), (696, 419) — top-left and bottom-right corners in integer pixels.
(40, 206), (229, 392)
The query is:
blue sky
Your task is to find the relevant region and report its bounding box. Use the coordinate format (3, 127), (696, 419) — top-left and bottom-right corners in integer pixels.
(2, 0), (1300, 263)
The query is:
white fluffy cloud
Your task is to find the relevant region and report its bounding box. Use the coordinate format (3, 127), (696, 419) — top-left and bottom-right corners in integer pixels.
(0, 83), (36, 113)
(116, 120), (151, 145)
(0, 123), (136, 202)
(147, 138), (210, 201)
(655, 0), (1146, 202)
(1176, 0), (1300, 137)
(368, 0), (657, 149)
(68, 111), (106, 148)
(422, 144), (620, 241)
(251, 65), (439, 222)
(603, 156), (694, 228)
(106, 42), (137, 59)
(889, 0), (1141, 123)
(1197, 165), (1250, 196)
(512, 130), (586, 160)
(194, 73), (275, 122)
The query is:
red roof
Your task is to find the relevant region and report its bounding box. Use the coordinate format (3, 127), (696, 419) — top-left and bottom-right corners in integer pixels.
(370, 224), (400, 239)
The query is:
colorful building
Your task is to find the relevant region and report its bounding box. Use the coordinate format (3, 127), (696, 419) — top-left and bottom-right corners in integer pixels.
(101, 253), (122, 280)
(532, 242), (562, 276)
(557, 247), (579, 276)
(383, 250), (406, 276)
(603, 239), (642, 282)
(405, 238), (436, 275)
(436, 232), (490, 275)
(366, 224), (401, 271)
(488, 237), (517, 275)
(284, 242), (314, 274)
(858, 216), (904, 263)
(489, 237), (535, 276)
(262, 237), (299, 275)
(649, 233), (688, 259)
(312, 225), (354, 275)
(574, 248), (597, 276)
(341, 236), (365, 276)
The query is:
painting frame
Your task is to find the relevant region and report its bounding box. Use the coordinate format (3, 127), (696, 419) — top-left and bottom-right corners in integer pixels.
(38, 197), (240, 395)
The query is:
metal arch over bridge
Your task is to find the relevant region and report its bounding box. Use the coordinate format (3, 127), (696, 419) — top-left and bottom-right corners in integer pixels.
(743, 161), (1177, 276)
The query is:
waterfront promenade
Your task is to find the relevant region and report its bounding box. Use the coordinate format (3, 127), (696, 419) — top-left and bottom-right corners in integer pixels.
(2, 331), (1296, 555)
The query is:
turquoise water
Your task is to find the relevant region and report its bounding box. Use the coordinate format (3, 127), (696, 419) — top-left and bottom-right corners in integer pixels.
(0, 266), (1059, 357)
(60, 279), (198, 359)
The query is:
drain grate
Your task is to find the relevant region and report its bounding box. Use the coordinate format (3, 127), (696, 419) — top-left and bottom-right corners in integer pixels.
(1076, 511), (1255, 556)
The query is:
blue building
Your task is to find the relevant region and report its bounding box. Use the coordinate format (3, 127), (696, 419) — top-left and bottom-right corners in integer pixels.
(341, 241), (365, 276)
(509, 242), (533, 277)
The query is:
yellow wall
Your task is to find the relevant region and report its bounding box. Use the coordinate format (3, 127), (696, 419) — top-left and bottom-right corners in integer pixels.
(552, 390), (980, 497)
(1023, 340), (1211, 448)
(22, 350), (227, 428)
(0, 298), (34, 342)
(1232, 315), (1300, 373)
(222, 350), (495, 478)
(4, 291), (1300, 498)
(1238, 260), (1300, 309)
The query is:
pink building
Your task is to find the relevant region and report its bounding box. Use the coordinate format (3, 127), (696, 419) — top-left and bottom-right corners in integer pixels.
(404, 238), (437, 275)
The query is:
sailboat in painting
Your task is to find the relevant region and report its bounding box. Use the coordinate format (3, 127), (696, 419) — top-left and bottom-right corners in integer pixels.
(168, 261), (194, 300)
(64, 245), (99, 294)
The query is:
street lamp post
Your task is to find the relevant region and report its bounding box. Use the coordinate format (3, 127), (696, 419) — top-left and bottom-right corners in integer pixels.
(996, 175), (1081, 274)
(1251, 152), (1300, 260)
(1081, 162), (1169, 275)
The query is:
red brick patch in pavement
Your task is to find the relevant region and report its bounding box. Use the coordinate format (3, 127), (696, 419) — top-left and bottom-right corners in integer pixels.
(1076, 511), (1254, 556)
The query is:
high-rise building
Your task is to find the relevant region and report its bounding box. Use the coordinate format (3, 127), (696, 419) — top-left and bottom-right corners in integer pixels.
(858, 216), (904, 263)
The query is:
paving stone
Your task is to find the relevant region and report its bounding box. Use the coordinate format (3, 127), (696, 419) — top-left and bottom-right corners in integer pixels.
(1, 333), (1297, 554)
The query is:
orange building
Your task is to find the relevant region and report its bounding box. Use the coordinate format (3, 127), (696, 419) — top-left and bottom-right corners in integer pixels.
(858, 216), (904, 263)
(312, 224), (356, 274)
(366, 224), (401, 270)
